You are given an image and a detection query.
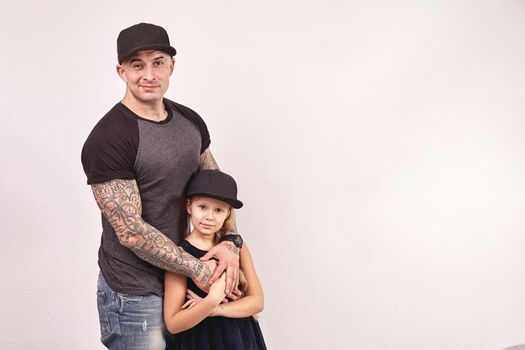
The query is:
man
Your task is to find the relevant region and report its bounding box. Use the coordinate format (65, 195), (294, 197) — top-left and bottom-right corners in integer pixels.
(81, 23), (243, 349)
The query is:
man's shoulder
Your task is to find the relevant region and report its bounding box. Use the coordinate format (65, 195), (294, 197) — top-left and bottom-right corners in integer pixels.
(83, 103), (139, 149)
(81, 103), (140, 183)
(98, 102), (136, 125)
(164, 98), (200, 118)
(164, 98), (210, 153)
(89, 103), (137, 135)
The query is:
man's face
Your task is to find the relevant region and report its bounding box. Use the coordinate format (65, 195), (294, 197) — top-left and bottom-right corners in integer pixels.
(117, 50), (174, 105)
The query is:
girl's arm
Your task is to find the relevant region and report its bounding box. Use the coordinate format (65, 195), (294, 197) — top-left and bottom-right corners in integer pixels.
(164, 271), (226, 334)
(210, 243), (264, 318)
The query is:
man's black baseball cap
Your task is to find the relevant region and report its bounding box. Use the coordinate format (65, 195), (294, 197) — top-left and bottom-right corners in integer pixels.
(187, 170), (243, 209)
(117, 23), (177, 64)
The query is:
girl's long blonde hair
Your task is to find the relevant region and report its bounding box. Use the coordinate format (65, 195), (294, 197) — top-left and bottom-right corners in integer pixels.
(214, 208), (236, 243)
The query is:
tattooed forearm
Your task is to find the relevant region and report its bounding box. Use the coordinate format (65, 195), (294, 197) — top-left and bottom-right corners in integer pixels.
(131, 225), (212, 283)
(199, 148), (219, 170)
(130, 224), (211, 281)
(91, 179), (211, 283)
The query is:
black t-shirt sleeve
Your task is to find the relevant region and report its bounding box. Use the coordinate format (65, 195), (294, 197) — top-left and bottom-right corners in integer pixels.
(169, 100), (211, 153)
(81, 110), (139, 185)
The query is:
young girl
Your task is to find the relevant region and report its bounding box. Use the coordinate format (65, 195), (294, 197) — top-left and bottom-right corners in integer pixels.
(164, 169), (267, 350)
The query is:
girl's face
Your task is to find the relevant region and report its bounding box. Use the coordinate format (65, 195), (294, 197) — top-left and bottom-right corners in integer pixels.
(187, 196), (231, 237)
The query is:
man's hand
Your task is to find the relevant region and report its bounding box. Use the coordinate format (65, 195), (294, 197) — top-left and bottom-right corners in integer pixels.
(192, 259), (217, 293)
(200, 241), (241, 298)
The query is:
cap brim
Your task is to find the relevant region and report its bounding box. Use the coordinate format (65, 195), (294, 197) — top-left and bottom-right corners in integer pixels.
(189, 192), (243, 209)
(119, 44), (177, 63)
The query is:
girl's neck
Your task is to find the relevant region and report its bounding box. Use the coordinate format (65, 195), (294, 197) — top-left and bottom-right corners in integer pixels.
(185, 230), (216, 251)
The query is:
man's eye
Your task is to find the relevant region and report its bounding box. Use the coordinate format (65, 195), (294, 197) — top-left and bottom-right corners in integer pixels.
(154, 61), (164, 66)
(132, 64), (142, 69)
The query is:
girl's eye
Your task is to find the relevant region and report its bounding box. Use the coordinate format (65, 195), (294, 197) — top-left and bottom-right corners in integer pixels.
(198, 205), (206, 210)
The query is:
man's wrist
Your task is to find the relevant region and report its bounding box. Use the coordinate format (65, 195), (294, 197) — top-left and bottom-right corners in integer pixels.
(219, 233), (243, 249)
(196, 260), (212, 284)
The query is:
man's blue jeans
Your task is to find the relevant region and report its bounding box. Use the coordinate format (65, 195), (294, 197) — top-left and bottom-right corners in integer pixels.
(96, 272), (166, 350)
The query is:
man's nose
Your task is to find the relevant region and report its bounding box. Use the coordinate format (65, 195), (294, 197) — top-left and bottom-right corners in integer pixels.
(142, 65), (154, 80)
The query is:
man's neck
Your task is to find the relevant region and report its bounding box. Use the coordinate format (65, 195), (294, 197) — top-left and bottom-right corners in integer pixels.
(121, 95), (167, 122)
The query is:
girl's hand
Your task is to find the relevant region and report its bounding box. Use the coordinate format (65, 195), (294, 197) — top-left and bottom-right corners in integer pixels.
(182, 290), (203, 310)
(207, 273), (227, 304)
(182, 298), (202, 309)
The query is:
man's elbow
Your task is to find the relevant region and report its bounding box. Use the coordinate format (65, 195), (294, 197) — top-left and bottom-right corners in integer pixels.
(115, 230), (144, 249)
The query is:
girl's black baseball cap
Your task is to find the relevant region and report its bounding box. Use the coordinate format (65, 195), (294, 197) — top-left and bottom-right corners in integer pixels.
(187, 170), (243, 209)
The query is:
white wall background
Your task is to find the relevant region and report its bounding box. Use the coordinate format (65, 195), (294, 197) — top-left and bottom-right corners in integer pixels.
(1, 0), (524, 349)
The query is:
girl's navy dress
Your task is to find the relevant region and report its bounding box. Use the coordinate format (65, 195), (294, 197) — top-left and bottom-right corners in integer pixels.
(165, 240), (267, 350)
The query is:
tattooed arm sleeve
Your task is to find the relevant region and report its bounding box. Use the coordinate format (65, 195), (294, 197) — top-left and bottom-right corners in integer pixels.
(91, 179), (211, 284)
(199, 148), (219, 170)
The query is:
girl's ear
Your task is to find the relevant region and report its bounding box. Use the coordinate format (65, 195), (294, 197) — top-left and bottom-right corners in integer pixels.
(186, 199), (192, 214)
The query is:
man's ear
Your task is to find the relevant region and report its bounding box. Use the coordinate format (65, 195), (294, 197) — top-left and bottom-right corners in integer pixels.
(116, 64), (127, 82)
(169, 58), (175, 76)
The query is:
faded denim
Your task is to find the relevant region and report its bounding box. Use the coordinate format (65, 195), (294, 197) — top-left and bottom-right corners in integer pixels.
(96, 272), (165, 350)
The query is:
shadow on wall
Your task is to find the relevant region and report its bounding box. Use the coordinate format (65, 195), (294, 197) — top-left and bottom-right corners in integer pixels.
(503, 345), (525, 350)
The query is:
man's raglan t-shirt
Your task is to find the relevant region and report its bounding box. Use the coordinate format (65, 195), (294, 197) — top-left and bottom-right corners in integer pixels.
(81, 98), (210, 296)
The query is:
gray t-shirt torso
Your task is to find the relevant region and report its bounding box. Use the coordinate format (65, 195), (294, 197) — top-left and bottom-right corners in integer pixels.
(82, 99), (210, 296)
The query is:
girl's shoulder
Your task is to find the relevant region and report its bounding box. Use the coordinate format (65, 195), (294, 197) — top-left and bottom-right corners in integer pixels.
(179, 239), (209, 258)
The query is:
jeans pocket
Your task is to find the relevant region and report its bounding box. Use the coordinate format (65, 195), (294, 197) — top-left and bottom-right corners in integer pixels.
(97, 291), (112, 337)
(118, 292), (143, 303)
